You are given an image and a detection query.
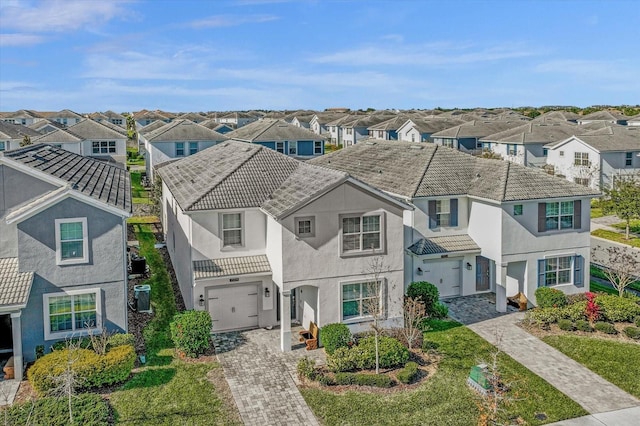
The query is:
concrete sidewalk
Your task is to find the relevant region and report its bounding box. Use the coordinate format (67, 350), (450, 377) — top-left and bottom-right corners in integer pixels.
(547, 406), (640, 425)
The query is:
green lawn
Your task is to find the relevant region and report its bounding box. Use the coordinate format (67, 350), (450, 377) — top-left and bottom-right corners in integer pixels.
(591, 229), (640, 248)
(612, 220), (640, 235)
(590, 207), (604, 219)
(542, 335), (640, 399)
(109, 224), (241, 425)
(589, 281), (618, 295)
(301, 325), (586, 425)
(591, 266), (640, 293)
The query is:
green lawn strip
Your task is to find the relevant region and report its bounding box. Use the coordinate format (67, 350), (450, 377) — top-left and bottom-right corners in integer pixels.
(127, 216), (160, 225)
(542, 335), (640, 399)
(589, 281), (618, 295)
(590, 207), (604, 219)
(133, 197), (153, 205)
(612, 220), (640, 235)
(301, 326), (586, 425)
(591, 229), (640, 248)
(129, 171), (149, 199)
(591, 266), (640, 293)
(110, 362), (240, 426)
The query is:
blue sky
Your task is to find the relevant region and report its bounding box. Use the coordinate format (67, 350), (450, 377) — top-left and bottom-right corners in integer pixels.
(0, 0), (638, 112)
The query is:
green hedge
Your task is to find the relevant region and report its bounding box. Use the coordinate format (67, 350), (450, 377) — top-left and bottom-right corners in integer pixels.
(595, 295), (640, 322)
(28, 345), (136, 396)
(327, 336), (409, 372)
(623, 326), (640, 339)
(170, 310), (212, 357)
(558, 319), (575, 331)
(407, 281), (448, 318)
(397, 361), (419, 384)
(4, 393), (109, 426)
(594, 322), (617, 335)
(535, 287), (568, 308)
(334, 372), (394, 388)
(320, 323), (351, 355)
(575, 320), (593, 332)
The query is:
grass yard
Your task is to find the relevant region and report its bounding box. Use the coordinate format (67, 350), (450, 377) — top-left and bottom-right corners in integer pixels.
(590, 207), (604, 218)
(130, 171), (151, 204)
(109, 224), (241, 425)
(589, 281), (618, 295)
(612, 220), (640, 235)
(591, 229), (640, 248)
(542, 335), (640, 399)
(301, 325), (586, 426)
(590, 266), (640, 293)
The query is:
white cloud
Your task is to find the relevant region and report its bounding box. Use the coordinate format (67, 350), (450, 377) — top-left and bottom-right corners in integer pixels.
(0, 33), (45, 46)
(188, 14), (279, 28)
(535, 59), (638, 82)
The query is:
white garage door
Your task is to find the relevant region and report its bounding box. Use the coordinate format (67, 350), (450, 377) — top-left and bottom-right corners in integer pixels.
(207, 284), (259, 332)
(422, 259), (461, 297)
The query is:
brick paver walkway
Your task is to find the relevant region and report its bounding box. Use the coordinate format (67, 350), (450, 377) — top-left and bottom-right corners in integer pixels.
(447, 295), (640, 414)
(212, 327), (325, 426)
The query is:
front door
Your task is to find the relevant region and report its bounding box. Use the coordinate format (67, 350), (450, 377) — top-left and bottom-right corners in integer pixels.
(476, 256), (490, 291)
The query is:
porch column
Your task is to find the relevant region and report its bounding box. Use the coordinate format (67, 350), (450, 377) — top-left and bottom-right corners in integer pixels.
(10, 312), (23, 381)
(280, 290), (291, 352)
(495, 263), (508, 313)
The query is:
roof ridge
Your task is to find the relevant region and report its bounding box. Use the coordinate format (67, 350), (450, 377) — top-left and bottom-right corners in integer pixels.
(254, 119), (280, 141)
(411, 144), (438, 198)
(147, 120), (181, 140)
(501, 161), (510, 201)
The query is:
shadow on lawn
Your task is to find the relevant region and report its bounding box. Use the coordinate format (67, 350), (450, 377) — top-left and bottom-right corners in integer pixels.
(121, 367), (177, 390)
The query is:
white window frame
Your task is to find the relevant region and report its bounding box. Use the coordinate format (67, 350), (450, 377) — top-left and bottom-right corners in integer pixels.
(542, 256), (573, 287)
(176, 142), (185, 156)
(221, 212), (244, 248)
(574, 177), (589, 186)
(289, 142), (297, 155)
(314, 141), (322, 154)
(625, 152), (633, 167)
(508, 144), (518, 156)
(340, 212), (384, 256)
(189, 142), (198, 155)
(295, 216), (315, 238)
(340, 280), (384, 323)
(574, 152), (590, 167)
(55, 217), (89, 265)
(43, 288), (102, 340)
(436, 200), (451, 227)
(0, 141), (5, 152)
(545, 201), (573, 230)
(92, 141), (116, 154)
(276, 141), (285, 153)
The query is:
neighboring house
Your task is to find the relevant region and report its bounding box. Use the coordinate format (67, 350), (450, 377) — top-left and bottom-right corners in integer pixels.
(198, 119), (235, 134)
(216, 112), (258, 127)
(339, 114), (396, 147)
(177, 112), (207, 123)
(432, 120), (525, 152)
(226, 119), (326, 157)
(143, 119), (227, 180)
(367, 116), (411, 140)
(397, 117), (467, 143)
(545, 126), (640, 188)
(31, 119), (128, 165)
(44, 109), (83, 126)
(28, 119), (65, 135)
(0, 144), (131, 380)
(577, 110), (629, 125)
(133, 110), (171, 127)
(311, 140), (599, 312)
(0, 122), (43, 152)
(479, 122), (578, 167)
(627, 114), (640, 127)
(309, 112), (347, 136)
(533, 110), (580, 123)
(325, 114), (356, 145)
(103, 111), (127, 127)
(1, 110), (45, 126)
(290, 113), (315, 129)
(157, 141), (408, 350)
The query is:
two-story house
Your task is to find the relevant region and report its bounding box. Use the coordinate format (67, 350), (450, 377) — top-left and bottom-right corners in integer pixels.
(1, 110), (45, 126)
(432, 120), (525, 153)
(311, 140), (599, 312)
(0, 122), (43, 152)
(157, 141), (408, 351)
(309, 112), (346, 137)
(225, 119), (326, 158)
(576, 110), (629, 126)
(545, 126), (640, 188)
(0, 144), (131, 380)
(396, 117), (467, 143)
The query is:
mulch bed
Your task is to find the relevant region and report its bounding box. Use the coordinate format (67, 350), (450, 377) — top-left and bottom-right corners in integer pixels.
(520, 320), (640, 344)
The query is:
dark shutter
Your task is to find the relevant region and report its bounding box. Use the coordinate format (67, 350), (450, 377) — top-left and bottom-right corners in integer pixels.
(574, 255), (584, 287)
(573, 200), (581, 229)
(537, 259), (546, 287)
(428, 200), (437, 229)
(538, 203), (546, 232)
(450, 199), (458, 227)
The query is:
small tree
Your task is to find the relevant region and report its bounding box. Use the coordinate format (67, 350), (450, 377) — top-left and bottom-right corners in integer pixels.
(401, 296), (427, 351)
(601, 173), (640, 240)
(50, 339), (84, 424)
(361, 257), (389, 375)
(592, 245), (640, 297)
(20, 134), (32, 147)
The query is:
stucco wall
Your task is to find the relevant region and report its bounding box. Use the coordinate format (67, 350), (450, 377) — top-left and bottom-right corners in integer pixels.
(411, 196), (470, 241)
(467, 200), (503, 262)
(546, 139), (600, 187)
(163, 189), (194, 309)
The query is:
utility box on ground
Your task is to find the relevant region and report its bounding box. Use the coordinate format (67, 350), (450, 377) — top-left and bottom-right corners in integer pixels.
(134, 284), (151, 313)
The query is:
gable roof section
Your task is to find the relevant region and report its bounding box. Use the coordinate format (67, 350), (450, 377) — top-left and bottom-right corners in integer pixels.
(66, 119), (127, 140)
(310, 140), (599, 202)
(0, 257), (34, 309)
(0, 122), (42, 139)
(226, 119), (325, 142)
(139, 120), (167, 134)
(546, 126), (640, 152)
(399, 117), (467, 135)
(431, 120), (523, 139)
(579, 110), (628, 122)
(32, 127), (83, 143)
(480, 122), (578, 145)
(2, 144), (132, 212)
(146, 119), (226, 142)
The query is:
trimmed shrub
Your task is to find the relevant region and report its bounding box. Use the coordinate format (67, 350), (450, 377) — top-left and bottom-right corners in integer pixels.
(334, 372), (356, 385)
(108, 333), (135, 348)
(566, 293), (588, 304)
(354, 373), (394, 388)
(575, 320), (593, 332)
(526, 307), (560, 327)
(558, 319), (575, 331)
(170, 310), (212, 357)
(397, 361), (419, 384)
(4, 393), (109, 426)
(316, 373), (335, 386)
(351, 336), (409, 370)
(559, 301), (587, 322)
(432, 302), (449, 319)
(320, 323), (351, 355)
(635, 316), (640, 327)
(535, 287), (568, 308)
(595, 295), (640, 323)
(297, 357), (317, 381)
(407, 281), (445, 318)
(327, 347), (359, 373)
(51, 337), (92, 352)
(422, 340), (440, 352)
(594, 322), (617, 335)
(623, 326), (640, 340)
(28, 345), (136, 396)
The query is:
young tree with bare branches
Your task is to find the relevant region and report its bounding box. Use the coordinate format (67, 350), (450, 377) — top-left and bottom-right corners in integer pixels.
(361, 256), (391, 374)
(592, 245), (640, 297)
(402, 296), (427, 351)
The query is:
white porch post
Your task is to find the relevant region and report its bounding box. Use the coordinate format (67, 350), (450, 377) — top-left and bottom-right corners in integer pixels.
(280, 290), (291, 352)
(495, 263), (508, 313)
(10, 312), (23, 381)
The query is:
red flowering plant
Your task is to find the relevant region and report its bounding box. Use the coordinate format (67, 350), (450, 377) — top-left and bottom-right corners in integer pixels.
(584, 292), (600, 324)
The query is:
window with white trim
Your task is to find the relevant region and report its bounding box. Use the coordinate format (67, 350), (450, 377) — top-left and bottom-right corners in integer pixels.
(289, 144), (297, 155)
(222, 213), (243, 247)
(574, 152), (590, 166)
(176, 142), (185, 156)
(442, 139), (454, 148)
(0, 141), (5, 151)
(436, 200), (451, 226)
(276, 141), (285, 153)
(545, 201), (573, 230)
(189, 142), (198, 155)
(574, 177), (589, 186)
(625, 152), (633, 167)
(55, 218), (89, 265)
(341, 281), (381, 321)
(92, 141), (116, 154)
(342, 214), (381, 254)
(542, 256), (572, 286)
(314, 141), (323, 154)
(295, 216), (315, 238)
(507, 144), (518, 156)
(44, 289), (101, 340)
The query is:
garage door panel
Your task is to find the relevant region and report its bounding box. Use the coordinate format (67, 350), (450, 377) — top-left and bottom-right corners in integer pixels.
(422, 260), (461, 298)
(207, 284), (259, 332)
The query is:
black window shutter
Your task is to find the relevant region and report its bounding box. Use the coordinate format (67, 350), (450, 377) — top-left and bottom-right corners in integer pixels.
(574, 255), (584, 287)
(538, 203), (546, 232)
(428, 200), (437, 229)
(537, 259), (546, 287)
(450, 199), (458, 227)
(573, 200), (581, 229)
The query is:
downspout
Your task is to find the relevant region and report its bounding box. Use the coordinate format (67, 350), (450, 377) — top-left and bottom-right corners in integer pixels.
(122, 216), (129, 332)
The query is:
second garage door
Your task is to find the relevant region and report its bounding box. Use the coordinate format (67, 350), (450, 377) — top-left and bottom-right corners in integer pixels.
(207, 284), (259, 332)
(422, 259), (461, 297)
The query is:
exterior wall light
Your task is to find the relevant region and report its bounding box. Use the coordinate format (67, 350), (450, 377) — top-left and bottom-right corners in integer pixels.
(264, 287), (271, 298)
(417, 267), (423, 275)
(198, 294), (205, 307)
(466, 262), (472, 270)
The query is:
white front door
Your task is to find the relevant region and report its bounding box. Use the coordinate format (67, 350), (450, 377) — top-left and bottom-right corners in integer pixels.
(207, 284), (259, 332)
(422, 259), (461, 297)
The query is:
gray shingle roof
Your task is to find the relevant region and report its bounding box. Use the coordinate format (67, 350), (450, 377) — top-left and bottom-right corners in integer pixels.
(66, 119), (126, 140)
(3, 144), (132, 212)
(32, 128), (83, 143)
(226, 119), (325, 142)
(533, 110), (580, 122)
(309, 140), (600, 202)
(578, 110), (628, 122)
(546, 126), (640, 152)
(431, 120), (524, 139)
(193, 255), (271, 279)
(138, 120), (167, 134)
(408, 235), (480, 255)
(480, 122), (578, 145)
(146, 119), (226, 142)
(0, 122), (42, 139)
(401, 117), (467, 134)
(0, 258), (34, 308)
